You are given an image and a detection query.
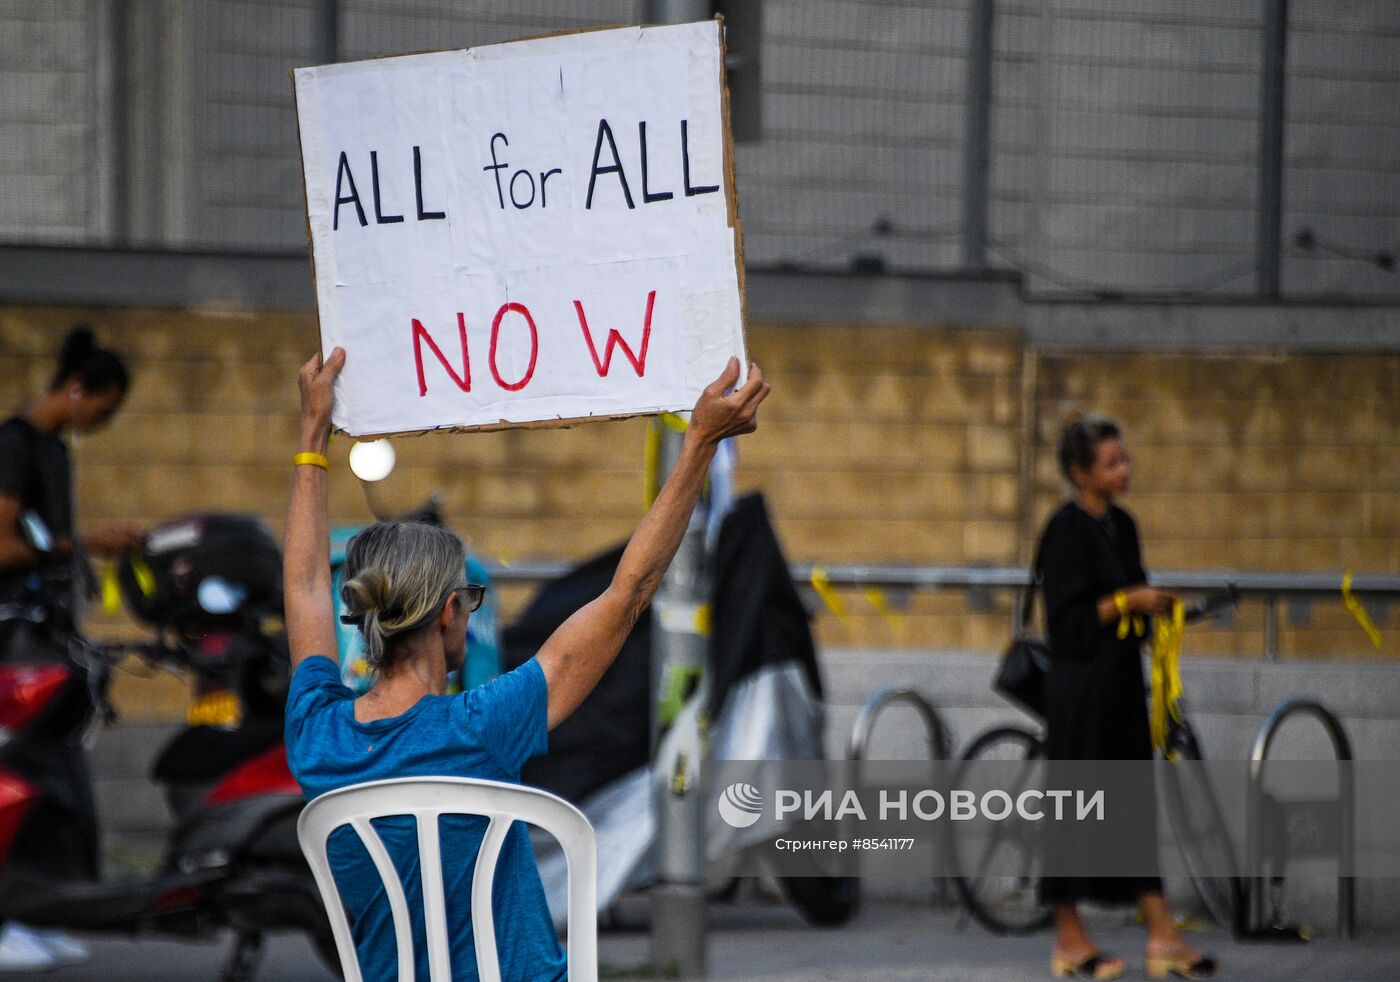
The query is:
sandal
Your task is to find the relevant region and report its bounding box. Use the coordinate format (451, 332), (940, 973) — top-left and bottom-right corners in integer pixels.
(1051, 952), (1126, 979)
(1146, 953), (1218, 979)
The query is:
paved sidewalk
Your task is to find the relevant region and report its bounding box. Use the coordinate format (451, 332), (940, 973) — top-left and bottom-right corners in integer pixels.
(600, 899), (1396, 981)
(27, 899), (1398, 980)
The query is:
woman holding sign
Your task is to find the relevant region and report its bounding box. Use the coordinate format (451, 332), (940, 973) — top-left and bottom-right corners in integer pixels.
(282, 347), (766, 981)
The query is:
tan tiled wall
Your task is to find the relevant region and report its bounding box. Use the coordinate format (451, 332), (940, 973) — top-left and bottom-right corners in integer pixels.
(1031, 352), (1399, 658)
(2, 306), (1396, 719)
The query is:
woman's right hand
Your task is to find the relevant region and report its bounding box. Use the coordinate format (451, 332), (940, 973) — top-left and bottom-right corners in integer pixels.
(297, 346), (345, 443)
(1123, 584), (1176, 614)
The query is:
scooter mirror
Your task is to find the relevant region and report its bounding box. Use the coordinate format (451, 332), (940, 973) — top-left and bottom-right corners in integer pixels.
(19, 510), (53, 554)
(197, 576), (247, 615)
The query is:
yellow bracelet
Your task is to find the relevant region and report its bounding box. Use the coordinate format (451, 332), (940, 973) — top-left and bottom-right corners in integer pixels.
(1113, 589), (1130, 618)
(292, 451), (329, 470)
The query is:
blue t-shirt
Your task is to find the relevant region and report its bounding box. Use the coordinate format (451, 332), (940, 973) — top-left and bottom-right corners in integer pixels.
(285, 656), (566, 982)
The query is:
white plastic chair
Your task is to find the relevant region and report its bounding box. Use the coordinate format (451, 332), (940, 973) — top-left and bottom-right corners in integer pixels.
(297, 776), (598, 982)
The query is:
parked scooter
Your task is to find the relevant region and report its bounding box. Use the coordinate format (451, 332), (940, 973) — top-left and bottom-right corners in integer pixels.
(0, 513), (333, 981)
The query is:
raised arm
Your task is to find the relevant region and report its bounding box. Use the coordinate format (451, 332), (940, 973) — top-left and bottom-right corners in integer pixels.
(536, 357), (769, 730)
(284, 347), (345, 671)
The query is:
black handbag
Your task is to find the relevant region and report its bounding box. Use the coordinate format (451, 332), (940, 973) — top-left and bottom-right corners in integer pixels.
(993, 567), (1050, 718)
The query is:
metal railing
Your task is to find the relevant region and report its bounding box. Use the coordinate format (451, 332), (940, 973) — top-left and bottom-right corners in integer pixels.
(482, 561), (1400, 661)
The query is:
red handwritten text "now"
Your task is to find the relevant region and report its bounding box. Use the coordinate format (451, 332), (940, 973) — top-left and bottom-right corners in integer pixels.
(411, 290), (656, 396)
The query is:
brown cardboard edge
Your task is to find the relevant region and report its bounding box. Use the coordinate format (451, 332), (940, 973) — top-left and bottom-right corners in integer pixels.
(344, 408), (683, 442)
(290, 67), (322, 352)
(713, 13), (750, 380)
(292, 19), (745, 441)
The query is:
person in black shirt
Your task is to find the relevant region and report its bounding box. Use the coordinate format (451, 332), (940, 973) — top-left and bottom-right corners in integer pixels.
(1036, 416), (1216, 980)
(0, 326), (144, 614)
(0, 325), (143, 971)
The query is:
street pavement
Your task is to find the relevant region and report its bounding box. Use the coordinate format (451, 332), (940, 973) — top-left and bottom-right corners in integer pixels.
(26, 898), (1400, 980)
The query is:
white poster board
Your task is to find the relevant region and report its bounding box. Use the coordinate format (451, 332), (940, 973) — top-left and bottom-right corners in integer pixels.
(293, 20), (745, 438)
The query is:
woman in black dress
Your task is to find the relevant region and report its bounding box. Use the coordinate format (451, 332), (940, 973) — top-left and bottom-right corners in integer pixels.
(1036, 416), (1216, 980)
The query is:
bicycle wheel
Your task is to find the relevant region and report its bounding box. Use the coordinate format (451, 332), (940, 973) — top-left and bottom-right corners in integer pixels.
(1160, 718), (1244, 929)
(950, 726), (1053, 935)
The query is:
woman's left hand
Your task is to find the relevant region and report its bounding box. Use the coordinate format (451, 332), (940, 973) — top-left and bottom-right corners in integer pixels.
(297, 347), (346, 440)
(687, 358), (769, 447)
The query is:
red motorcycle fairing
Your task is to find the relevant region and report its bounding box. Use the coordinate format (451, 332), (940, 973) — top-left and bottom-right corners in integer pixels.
(0, 664), (71, 734)
(205, 745), (300, 808)
(0, 768), (37, 861)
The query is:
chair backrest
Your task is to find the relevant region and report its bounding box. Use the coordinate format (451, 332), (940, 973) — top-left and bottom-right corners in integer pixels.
(297, 776), (597, 982)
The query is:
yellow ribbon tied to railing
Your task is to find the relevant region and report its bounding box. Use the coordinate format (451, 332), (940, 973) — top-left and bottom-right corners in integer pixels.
(809, 567), (850, 623)
(1150, 599), (1186, 756)
(863, 586), (902, 629)
(1341, 571), (1383, 649)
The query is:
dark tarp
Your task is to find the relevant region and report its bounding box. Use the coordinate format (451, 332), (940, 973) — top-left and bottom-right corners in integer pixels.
(502, 493), (822, 804)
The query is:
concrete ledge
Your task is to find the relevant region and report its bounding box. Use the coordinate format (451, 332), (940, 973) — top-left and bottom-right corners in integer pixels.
(0, 244), (316, 310)
(1028, 299), (1400, 351)
(5, 245), (1400, 350)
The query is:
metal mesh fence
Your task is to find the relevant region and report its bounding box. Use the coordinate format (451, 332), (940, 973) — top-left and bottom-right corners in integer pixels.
(736, 0), (969, 272)
(0, 0), (1397, 299)
(1282, 0), (1400, 298)
(0, 0), (105, 245)
(989, 0), (1264, 297)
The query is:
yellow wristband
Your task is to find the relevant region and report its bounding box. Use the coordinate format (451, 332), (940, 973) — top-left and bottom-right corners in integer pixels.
(1113, 589), (1130, 618)
(292, 451), (329, 470)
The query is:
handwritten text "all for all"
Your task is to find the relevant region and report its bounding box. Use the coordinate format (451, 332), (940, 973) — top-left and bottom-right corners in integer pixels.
(331, 118), (719, 229)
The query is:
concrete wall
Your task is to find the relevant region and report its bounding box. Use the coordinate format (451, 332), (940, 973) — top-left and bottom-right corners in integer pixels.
(0, 0), (105, 243)
(4, 1), (1400, 298)
(991, 0), (1263, 292)
(738, 0), (971, 271)
(1283, 0), (1400, 298)
(192, 0), (321, 249)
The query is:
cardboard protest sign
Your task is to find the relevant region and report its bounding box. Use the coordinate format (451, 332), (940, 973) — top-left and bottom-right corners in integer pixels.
(293, 20), (745, 438)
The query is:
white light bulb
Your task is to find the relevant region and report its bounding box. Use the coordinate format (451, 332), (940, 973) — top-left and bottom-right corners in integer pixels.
(348, 440), (396, 483)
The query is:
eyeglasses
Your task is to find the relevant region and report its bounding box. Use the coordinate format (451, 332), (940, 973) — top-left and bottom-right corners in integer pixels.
(338, 583), (488, 627)
(453, 583), (487, 613)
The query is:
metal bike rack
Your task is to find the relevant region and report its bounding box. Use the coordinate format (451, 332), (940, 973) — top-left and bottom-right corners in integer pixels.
(1245, 698), (1355, 939)
(848, 686), (953, 905)
(848, 685), (951, 763)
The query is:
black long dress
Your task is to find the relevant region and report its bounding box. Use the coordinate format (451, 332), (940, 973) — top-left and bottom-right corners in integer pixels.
(1035, 500), (1162, 906)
